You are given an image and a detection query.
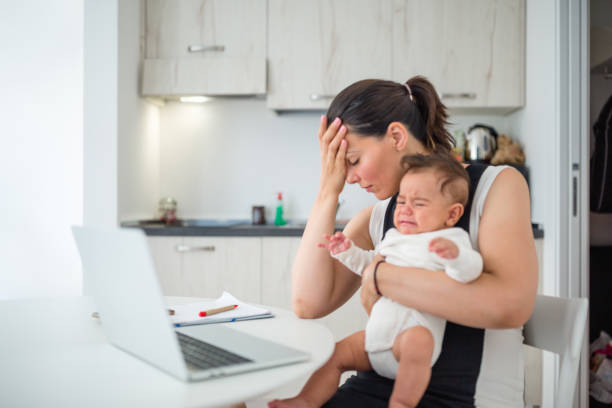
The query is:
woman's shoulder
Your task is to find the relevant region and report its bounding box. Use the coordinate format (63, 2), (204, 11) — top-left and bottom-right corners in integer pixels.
(469, 165), (527, 214)
(481, 166), (530, 214)
(343, 204), (377, 250)
(490, 165), (527, 187)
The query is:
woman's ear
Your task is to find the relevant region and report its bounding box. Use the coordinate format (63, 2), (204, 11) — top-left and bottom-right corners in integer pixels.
(386, 122), (409, 151)
(446, 203), (465, 227)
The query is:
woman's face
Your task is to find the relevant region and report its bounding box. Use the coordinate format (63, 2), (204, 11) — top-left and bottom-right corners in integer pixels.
(343, 127), (424, 200)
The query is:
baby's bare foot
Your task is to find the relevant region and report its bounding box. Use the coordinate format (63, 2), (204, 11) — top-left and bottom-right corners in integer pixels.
(267, 397), (316, 408)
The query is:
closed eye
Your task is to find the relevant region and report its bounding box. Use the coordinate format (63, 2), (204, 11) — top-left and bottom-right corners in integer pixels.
(347, 158), (359, 166)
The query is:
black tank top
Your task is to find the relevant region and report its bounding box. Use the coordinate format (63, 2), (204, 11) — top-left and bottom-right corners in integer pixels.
(323, 164), (488, 408)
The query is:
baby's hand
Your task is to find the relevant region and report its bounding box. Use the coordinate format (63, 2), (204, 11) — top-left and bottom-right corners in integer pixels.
(317, 231), (352, 255)
(429, 237), (459, 259)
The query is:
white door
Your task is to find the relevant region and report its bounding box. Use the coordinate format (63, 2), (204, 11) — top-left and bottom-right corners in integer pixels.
(558, 0), (590, 407)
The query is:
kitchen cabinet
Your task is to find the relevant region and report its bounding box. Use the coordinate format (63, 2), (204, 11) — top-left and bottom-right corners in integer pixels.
(148, 236), (184, 296)
(147, 236), (262, 303)
(267, 0), (524, 112)
(149, 235), (368, 341)
(267, 0), (392, 110)
(142, 0), (267, 96)
(392, 0), (525, 111)
(261, 237), (368, 341)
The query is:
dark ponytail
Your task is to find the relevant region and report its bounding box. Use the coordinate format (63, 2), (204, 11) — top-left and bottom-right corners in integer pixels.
(405, 76), (452, 152)
(326, 76), (453, 153)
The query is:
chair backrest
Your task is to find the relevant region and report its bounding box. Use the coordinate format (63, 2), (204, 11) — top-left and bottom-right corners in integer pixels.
(523, 294), (589, 408)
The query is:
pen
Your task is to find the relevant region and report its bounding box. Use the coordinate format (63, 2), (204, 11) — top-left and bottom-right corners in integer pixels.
(198, 304), (238, 317)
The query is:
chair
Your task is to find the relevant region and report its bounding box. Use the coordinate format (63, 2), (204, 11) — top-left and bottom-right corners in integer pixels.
(523, 294), (589, 408)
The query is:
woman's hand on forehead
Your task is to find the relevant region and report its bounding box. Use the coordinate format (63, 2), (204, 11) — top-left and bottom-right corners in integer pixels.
(318, 115), (348, 197)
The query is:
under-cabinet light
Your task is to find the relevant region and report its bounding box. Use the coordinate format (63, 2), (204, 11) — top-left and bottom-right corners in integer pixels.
(179, 96), (212, 103)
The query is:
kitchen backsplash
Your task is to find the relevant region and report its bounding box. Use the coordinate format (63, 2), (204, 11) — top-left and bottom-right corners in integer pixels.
(153, 98), (511, 222)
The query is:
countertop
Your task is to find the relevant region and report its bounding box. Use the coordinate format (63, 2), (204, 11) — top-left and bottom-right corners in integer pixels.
(121, 219), (545, 239)
(121, 219), (346, 237)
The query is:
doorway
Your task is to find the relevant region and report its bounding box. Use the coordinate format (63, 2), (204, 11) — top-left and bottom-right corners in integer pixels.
(588, 0), (612, 407)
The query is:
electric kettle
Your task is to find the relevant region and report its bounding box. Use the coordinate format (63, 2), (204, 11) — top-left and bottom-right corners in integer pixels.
(465, 124), (498, 162)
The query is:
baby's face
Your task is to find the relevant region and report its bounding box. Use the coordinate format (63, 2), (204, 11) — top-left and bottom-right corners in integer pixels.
(393, 171), (457, 234)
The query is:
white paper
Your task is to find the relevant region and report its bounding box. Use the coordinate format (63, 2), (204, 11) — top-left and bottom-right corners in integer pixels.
(169, 291), (272, 326)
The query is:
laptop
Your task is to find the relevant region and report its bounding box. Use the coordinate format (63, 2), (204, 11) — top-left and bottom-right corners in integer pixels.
(72, 225), (310, 382)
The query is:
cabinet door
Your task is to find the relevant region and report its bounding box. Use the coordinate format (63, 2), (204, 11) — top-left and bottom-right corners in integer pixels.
(267, 0), (392, 110)
(392, 0), (524, 110)
(261, 237), (301, 309)
(261, 237), (368, 341)
(147, 236), (184, 296)
(143, 0), (266, 95)
(181, 237), (262, 303)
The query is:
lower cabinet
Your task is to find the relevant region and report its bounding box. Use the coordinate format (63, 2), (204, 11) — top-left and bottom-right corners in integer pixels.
(148, 235), (368, 341)
(147, 236), (261, 304)
(261, 237), (368, 341)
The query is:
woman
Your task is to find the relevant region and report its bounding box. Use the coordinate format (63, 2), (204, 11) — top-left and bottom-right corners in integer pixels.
(291, 77), (538, 407)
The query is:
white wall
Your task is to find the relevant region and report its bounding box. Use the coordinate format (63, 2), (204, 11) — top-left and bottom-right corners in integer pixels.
(155, 99), (511, 222)
(118, 0), (161, 222)
(158, 99), (376, 222)
(507, 0), (557, 295)
(506, 1), (564, 406)
(84, 0), (118, 227)
(507, 0), (556, 227)
(0, 1), (83, 298)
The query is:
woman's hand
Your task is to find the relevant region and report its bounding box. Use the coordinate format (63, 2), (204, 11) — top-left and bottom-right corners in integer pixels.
(318, 116), (348, 198)
(361, 254), (385, 315)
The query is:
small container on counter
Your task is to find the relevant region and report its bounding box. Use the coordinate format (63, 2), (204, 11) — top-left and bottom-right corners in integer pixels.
(252, 206), (266, 225)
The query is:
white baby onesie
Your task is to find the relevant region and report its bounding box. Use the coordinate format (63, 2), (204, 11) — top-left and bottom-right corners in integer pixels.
(332, 227), (482, 379)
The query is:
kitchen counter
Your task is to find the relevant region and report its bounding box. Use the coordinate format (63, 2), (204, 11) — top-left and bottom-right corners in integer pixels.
(121, 219), (545, 239)
(120, 219), (346, 237)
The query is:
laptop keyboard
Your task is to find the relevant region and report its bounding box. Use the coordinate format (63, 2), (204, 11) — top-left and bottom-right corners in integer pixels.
(176, 331), (253, 370)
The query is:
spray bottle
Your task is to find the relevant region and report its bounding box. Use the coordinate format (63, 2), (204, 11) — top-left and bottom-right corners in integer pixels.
(274, 192), (287, 226)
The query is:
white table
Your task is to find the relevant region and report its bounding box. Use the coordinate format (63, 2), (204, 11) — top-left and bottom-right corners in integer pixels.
(0, 296), (334, 408)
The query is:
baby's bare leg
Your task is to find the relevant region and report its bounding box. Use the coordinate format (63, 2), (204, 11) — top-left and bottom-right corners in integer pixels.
(268, 331), (371, 408)
(389, 326), (434, 408)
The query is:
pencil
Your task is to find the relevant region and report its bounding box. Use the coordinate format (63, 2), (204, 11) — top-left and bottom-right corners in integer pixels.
(198, 304), (238, 317)
(91, 309), (175, 319)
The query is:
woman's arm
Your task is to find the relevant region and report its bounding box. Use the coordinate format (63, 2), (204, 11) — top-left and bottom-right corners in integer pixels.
(365, 167), (538, 329)
(291, 116), (375, 319)
(292, 204), (373, 318)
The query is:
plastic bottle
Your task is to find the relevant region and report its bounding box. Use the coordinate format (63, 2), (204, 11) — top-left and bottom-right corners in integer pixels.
(274, 192), (287, 226)
(452, 129), (466, 162)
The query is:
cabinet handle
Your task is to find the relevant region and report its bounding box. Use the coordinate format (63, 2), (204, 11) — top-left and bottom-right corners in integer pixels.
(310, 94), (336, 101)
(441, 92), (477, 99)
(175, 244), (216, 253)
(187, 45), (225, 53)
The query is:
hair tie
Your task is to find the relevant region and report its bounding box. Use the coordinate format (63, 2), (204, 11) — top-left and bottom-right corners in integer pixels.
(404, 83), (414, 102)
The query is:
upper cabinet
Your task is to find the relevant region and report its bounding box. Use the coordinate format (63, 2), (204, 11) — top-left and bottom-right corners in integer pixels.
(142, 0), (525, 111)
(266, 0), (392, 110)
(392, 0), (525, 111)
(267, 0), (524, 112)
(142, 0), (267, 97)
